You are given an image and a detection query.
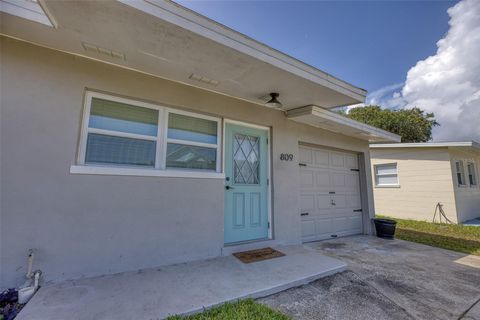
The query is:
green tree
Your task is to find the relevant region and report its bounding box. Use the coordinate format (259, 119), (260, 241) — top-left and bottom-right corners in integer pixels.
(346, 105), (439, 142)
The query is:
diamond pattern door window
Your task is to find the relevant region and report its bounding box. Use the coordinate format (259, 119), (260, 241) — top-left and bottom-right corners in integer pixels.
(233, 134), (260, 184)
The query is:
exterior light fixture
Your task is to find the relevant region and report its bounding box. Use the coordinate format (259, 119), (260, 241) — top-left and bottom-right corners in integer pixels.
(265, 92), (282, 108)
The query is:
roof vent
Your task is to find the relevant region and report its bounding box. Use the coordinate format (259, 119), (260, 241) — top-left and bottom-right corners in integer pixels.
(189, 73), (219, 86)
(82, 42), (125, 60)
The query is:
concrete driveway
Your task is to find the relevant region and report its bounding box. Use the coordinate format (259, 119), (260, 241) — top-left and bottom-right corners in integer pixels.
(260, 236), (480, 320)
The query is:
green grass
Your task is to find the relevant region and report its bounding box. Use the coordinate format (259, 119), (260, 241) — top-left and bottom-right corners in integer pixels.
(166, 299), (289, 320)
(378, 216), (480, 256)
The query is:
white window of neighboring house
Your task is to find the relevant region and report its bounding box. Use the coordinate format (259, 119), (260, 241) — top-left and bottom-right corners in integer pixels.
(467, 162), (478, 187)
(455, 160), (466, 186)
(374, 163), (399, 187)
(77, 91), (221, 174)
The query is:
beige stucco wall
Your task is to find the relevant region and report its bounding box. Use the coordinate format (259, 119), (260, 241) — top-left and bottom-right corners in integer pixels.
(370, 148), (458, 222)
(448, 148), (480, 222)
(1, 37), (375, 288)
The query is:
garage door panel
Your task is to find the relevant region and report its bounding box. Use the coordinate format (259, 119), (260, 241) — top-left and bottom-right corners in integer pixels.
(315, 171), (331, 189)
(301, 220), (316, 238)
(345, 154), (358, 169)
(332, 173), (346, 188)
(316, 217), (334, 235)
(332, 217), (350, 232)
(299, 145), (363, 242)
(339, 216), (363, 233)
(300, 170), (315, 188)
(333, 216), (360, 232)
(346, 194), (362, 207)
(332, 194), (347, 208)
(317, 194), (331, 209)
(300, 194), (315, 211)
(346, 174), (359, 189)
(314, 149), (330, 166)
(299, 147), (313, 164)
(330, 152), (345, 168)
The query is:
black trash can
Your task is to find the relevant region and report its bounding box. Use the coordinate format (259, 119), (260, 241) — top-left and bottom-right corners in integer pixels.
(373, 218), (397, 239)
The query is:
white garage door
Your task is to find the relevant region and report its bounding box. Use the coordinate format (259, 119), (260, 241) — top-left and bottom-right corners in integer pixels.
(299, 145), (363, 242)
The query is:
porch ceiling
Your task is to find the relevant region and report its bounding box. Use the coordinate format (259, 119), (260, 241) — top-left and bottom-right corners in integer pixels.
(0, 0), (366, 110)
(287, 106), (401, 143)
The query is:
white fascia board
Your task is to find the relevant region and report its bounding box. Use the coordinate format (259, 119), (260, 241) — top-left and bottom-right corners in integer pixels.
(370, 141), (479, 149)
(287, 105), (401, 142)
(0, 0), (55, 27)
(118, 0), (367, 103)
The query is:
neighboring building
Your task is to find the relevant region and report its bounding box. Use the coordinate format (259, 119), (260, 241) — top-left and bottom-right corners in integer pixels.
(370, 142), (480, 223)
(0, 1), (399, 289)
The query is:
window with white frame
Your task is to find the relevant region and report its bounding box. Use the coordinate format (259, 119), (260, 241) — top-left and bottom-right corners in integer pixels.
(78, 92), (221, 173)
(165, 112), (219, 170)
(374, 163), (399, 186)
(455, 160), (466, 186)
(467, 161), (477, 187)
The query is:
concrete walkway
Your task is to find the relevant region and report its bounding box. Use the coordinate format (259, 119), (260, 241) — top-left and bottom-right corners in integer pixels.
(261, 236), (480, 320)
(17, 245), (346, 320)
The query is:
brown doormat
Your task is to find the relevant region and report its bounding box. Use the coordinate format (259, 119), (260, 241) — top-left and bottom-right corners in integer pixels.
(233, 247), (285, 264)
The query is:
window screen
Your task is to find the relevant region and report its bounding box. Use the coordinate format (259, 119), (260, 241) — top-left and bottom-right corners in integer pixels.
(467, 162), (477, 186)
(456, 161), (466, 186)
(375, 163), (399, 186)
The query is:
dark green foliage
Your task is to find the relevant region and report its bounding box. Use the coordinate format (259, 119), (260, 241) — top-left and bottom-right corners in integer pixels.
(346, 105), (439, 142)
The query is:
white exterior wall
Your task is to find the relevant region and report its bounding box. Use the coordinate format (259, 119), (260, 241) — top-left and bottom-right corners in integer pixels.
(370, 148), (458, 222)
(0, 38), (375, 289)
(449, 148), (480, 222)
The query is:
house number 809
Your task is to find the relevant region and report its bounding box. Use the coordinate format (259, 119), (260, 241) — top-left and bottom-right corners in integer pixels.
(280, 153), (294, 161)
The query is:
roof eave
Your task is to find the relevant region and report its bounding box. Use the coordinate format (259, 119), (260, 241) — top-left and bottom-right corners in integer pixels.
(287, 106), (401, 143)
(119, 0), (367, 103)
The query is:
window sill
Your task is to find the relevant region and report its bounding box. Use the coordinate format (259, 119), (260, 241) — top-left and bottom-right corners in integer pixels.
(70, 165), (225, 179)
(375, 184), (400, 188)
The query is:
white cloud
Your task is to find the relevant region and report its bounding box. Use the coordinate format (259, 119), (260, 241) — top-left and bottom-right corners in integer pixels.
(366, 83), (404, 106)
(363, 0), (480, 142)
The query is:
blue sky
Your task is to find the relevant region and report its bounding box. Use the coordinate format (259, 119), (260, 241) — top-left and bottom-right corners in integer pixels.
(178, 0), (480, 142)
(177, 0), (456, 94)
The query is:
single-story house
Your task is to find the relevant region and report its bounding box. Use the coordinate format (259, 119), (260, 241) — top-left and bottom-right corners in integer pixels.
(0, 0), (400, 289)
(370, 141), (480, 223)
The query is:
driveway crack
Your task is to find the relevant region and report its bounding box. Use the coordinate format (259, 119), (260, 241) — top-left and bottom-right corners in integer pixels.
(350, 270), (419, 320)
(458, 296), (480, 320)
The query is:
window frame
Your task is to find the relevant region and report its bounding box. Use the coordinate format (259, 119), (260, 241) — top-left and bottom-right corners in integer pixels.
(75, 91), (222, 177)
(466, 161), (478, 187)
(163, 108), (222, 173)
(374, 163), (400, 187)
(454, 160), (467, 187)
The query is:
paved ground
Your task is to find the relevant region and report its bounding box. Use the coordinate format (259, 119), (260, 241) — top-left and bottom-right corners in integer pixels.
(260, 236), (480, 320)
(17, 245), (345, 320)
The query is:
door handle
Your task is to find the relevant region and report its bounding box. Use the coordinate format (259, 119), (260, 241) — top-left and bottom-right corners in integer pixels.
(300, 212), (309, 216)
(225, 186), (235, 190)
(331, 199), (336, 206)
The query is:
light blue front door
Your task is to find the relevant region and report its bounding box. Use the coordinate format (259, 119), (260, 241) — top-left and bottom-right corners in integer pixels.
(224, 123), (269, 244)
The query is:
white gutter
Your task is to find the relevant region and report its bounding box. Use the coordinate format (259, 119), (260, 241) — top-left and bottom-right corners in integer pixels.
(370, 141), (480, 150)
